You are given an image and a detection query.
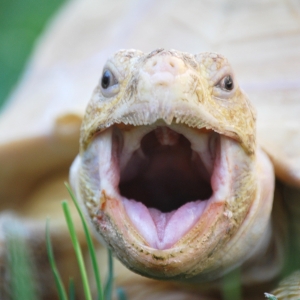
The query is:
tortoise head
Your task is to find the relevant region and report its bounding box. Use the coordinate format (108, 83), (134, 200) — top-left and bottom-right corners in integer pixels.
(70, 49), (274, 281)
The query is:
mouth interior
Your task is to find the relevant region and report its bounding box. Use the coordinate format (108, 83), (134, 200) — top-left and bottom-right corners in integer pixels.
(119, 128), (213, 213)
(90, 124), (219, 249)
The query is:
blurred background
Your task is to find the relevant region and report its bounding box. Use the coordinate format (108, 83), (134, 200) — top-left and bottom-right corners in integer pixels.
(0, 0), (65, 109)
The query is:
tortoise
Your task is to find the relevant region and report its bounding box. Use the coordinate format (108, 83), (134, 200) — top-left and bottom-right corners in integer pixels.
(0, 0), (300, 299)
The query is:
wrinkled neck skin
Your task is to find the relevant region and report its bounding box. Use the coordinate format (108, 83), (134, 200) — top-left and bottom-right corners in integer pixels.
(70, 49), (278, 287)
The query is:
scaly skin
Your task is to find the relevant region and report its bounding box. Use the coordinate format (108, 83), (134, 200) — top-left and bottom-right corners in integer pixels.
(70, 49), (276, 285)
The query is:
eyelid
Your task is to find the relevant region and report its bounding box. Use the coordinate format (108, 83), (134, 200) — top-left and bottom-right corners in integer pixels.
(211, 66), (234, 86)
(104, 60), (123, 80)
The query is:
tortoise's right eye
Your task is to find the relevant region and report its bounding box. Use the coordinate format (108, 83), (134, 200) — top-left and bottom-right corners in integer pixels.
(100, 69), (119, 97)
(101, 70), (117, 89)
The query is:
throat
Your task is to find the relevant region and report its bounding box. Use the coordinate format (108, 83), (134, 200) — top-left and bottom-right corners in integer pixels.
(119, 129), (212, 213)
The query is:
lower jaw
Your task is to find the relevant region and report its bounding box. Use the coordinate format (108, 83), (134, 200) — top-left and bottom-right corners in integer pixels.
(95, 170), (228, 254)
(93, 175), (265, 281)
(94, 193), (229, 280)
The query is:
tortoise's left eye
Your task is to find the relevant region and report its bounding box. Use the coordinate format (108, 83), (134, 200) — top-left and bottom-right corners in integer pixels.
(219, 75), (234, 91)
(100, 69), (119, 97)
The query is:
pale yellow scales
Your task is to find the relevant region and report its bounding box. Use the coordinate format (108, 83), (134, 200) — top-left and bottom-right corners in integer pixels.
(0, 1), (300, 299)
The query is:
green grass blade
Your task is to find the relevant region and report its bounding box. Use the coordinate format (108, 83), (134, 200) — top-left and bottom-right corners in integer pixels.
(68, 278), (75, 300)
(65, 183), (104, 300)
(104, 249), (114, 300)
(221, 268), (242, 300)
(62, 201), (92, 300)
(46, 219), (68, 300)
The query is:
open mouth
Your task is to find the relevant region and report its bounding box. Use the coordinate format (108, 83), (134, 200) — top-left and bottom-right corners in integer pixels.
(82, 122), (226, 250)
(120, 127), (214, 212)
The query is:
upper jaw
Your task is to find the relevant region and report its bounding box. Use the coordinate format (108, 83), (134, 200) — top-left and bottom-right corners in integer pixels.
(80, 52), (256, 155)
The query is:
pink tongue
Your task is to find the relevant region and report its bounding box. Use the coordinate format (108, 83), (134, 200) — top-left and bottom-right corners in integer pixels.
(123, 198), (207, 250)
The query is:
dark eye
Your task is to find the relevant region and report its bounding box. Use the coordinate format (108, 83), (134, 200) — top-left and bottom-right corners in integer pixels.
(101, 69), (117, 89)
(220, 75), (234, 91)
(100, 68), (120, 97)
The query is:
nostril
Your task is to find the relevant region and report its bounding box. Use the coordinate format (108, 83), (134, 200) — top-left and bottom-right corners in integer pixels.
(145, 56), (185, 79)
